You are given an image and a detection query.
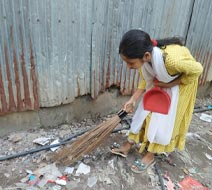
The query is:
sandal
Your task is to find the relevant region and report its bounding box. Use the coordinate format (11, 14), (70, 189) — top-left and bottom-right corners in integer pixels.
(131, 159), (155, 173)
(109, 142), (128, 158)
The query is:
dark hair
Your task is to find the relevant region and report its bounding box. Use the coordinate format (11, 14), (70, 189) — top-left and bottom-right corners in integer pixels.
(157, 37), (184, 47)
(119, 29), (184, 59)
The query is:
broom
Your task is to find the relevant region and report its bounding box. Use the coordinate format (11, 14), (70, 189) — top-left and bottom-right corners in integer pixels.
(52, 106), (132, 165)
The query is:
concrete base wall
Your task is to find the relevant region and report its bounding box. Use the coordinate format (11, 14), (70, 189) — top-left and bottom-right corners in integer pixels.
(0, 88), (129, 137)
(0, 83), (211, 137)
(196, 82), (212, 97)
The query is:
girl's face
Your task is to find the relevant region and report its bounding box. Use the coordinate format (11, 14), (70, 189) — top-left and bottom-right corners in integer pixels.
(120, 52), (152, 69)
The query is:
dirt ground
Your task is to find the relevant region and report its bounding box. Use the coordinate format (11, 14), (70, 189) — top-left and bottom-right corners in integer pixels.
(0, 97), (211, 190)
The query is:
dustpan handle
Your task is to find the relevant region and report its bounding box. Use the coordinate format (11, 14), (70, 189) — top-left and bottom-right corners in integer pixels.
(153, 78), (160, 89)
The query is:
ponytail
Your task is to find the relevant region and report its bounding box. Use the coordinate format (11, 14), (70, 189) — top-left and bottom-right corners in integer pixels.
(156, 37), (184, 47)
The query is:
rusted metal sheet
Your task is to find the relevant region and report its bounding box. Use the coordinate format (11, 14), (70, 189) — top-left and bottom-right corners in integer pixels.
(186, 0), (212, 85)
(0, 0), (39, 115)
(0, 36), (39, 115)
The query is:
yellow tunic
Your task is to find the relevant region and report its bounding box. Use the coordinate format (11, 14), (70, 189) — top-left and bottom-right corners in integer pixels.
(128, 45), (203, 154)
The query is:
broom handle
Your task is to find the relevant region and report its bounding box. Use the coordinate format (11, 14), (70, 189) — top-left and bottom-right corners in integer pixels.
(118, 103), (133, 119)
(118, 110), (127, 119)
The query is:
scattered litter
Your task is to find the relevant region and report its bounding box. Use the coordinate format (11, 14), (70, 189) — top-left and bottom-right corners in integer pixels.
(52, 184), (62, 190)
(199, 113), (212, 122)
(205, 153), (212, 160)
(178, 176), (208, 190)
(188, 168), (197, 174)
(108, 159), (115, 169)
(28, 163), (63, 188)
(75, 162), (90, 175)
(20, 175), (30, 183)
(28, 174), (40, 186)
(33, 137), (51, 146)
(164, 172), (175, 190)
(55, 175), (67, 186)
(34, 163), (62, 177)
(87, 176), (97, 188)
(186, 133), (201, 139)
(50, 139), (60, 151)
(183, 168), (189, 175)
(26, 170), (33, 174)
(64, 167), (74, 174)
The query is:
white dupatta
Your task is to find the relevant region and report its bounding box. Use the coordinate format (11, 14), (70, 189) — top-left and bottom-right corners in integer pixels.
(130, 47), (179, 145)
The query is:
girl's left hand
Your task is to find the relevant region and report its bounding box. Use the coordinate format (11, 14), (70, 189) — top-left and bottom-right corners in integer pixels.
(153, 77), (182, 88)
(153, 80), (171, 88)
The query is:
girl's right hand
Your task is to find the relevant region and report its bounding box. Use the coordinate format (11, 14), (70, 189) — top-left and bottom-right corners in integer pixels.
(123, 100), (135, 113)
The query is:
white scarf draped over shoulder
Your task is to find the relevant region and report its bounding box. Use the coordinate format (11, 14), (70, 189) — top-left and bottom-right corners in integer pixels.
(130, 47), (179, 145)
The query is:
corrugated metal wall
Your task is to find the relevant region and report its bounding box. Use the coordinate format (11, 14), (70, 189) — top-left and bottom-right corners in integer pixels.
(0, 0), (211, 115)
(185, 0), (212, 85)
(91, 0), (194, 97)
(0, 0), (39, 114)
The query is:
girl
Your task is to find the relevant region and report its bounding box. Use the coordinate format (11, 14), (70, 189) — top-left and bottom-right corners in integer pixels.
(110, 29), (203, 173)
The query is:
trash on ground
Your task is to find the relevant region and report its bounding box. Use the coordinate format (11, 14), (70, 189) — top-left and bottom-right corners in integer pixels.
(183, 168), (189, 175)
(205, 153), (212, 160)
(52, 184), (62, 190)
(75, 162), (90, 175)
(188, 168), (197, 174)
(164, 172), (175, 190)
(32, 164), (62, 187)
(50, 139), (60, 151)
(28, 174), (40, 186)
(108, 159), (115, 169)
(178, 176), (208, 190)
(64, 167), (74, 174)
(55, 175), (67, 186)
(87, 176), (97, 188)
(199, 113), (212, 122)
(33, 137), (51, 146)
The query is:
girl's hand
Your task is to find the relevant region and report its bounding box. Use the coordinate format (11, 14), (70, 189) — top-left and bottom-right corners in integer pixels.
(123, 100), (135, 113)
(153, 77), (182, 88)
(153, 81), (171, 88)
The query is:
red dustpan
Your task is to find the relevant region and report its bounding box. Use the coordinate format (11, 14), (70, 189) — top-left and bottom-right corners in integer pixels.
(143, 86), (171, 114)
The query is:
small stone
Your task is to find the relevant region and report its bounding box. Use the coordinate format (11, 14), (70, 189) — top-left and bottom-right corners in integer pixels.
(8, 134), (22, 143)
(4, 173), (10, 178)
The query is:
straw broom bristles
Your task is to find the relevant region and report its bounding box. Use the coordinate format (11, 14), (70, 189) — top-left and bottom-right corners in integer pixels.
(52, 108), (130, 165)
